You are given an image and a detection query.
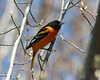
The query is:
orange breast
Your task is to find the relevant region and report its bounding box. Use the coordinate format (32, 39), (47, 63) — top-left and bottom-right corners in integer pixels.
(32, 27), (58, 52)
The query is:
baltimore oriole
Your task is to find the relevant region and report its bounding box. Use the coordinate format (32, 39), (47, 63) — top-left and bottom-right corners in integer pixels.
(26, 20), (64, 70)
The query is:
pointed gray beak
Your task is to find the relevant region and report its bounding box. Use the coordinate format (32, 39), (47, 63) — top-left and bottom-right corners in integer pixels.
(59, 22), (64, 25)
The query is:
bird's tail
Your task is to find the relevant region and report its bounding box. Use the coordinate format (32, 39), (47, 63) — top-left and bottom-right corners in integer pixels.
(31, 51), (38, 70)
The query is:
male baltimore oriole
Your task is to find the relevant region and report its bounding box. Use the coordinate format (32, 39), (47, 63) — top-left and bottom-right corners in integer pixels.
(26, 20), (64, 70)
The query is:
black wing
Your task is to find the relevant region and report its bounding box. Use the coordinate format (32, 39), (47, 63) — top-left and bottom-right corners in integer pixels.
(26, 27), (50, 50)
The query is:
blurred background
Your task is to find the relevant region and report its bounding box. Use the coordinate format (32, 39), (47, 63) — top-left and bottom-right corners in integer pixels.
(0, 0), (99, 80)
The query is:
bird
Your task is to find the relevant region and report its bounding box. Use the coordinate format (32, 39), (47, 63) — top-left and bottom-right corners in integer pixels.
(26, 20), (64, 70)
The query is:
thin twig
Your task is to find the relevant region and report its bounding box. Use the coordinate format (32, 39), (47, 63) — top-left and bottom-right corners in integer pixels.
(28, 11), (44, 27)
(80, 2), (96, 21)
(60, 35), (85, 54)
(20, 39), (31, 57)
(70, 1), (96, 22)
(26, 21), (38, 27)
(15, 0), (41, 27)
(38, 54), (43, 71)
(14, 57), (32, 65)
(80, 8), (93, 30)
(65, 0), (81, 10)
(10, 11), (20, 34)
(16, 2), (29, 4)
(0, 73), (7, 77)
(29, 10), (37, 23)
(0, 27), (20, 35)
(70, 2), (81, 8)
(17, 25), (31, 79)
(14, 0), (38, 28)
(84, 9), (96, 21)
(14, 0), (24, 16)
(0, 44), (14, 46)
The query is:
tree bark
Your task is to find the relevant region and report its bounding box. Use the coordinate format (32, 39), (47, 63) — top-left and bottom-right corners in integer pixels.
(83, 1), (100, 80)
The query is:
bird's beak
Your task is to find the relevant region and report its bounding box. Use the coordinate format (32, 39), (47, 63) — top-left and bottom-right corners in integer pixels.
(59, 22), (64, 25)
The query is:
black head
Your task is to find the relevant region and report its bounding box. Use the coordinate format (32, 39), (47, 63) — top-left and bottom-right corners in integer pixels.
(47, 20), (64, 30)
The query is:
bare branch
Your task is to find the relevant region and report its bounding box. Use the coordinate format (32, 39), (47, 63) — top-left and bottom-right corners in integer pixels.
(16, 2), (29, 4)
(38, 1), (72, 79)
(59, 0), (65, 21)
(14, 0), (24, 16)
(65, 0), (81, 10)
(80, 8), (93, 30)
(10, 11), (20, 34)
(17, 25), (32, 79)
(83, 9), (96, 21)
(60, 35), (85, 54)
(14, 57), (32, 65)
(81, 2), (96, 21)
(0, 44), (14, 46)
(0, 27), (20, 35)
(0, 73), (7, 77)
(38, 54), (43, 71)
(10, 10), (31, 57)
(39, 39), (56, 80)
(29, 10), (38, 23)
(6, 2), (32, 80)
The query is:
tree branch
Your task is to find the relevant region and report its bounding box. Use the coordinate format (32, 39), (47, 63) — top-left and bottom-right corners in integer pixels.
(0, 44), (14, 46)
(60, 35), (85, 54)
(39, 0), (71, 80)
(0, 27), (20, 35)
(6, 2), (32, 80)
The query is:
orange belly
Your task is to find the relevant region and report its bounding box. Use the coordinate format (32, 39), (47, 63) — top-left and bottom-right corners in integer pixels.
(32, 28), (58, 52)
